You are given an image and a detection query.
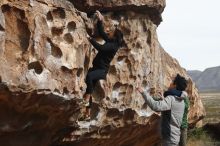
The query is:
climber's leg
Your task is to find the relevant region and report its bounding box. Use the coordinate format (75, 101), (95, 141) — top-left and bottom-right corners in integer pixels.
(81, 68), (106, 119)
(84, 96), (93, 120)
(83, 68), (94, 106)
(83, 94), (91, 107)
(85, 68), (106, 96)
(78, 95), (92, 121)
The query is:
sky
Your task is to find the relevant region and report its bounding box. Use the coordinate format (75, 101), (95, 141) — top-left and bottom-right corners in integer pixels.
(157, 0), (220, 71)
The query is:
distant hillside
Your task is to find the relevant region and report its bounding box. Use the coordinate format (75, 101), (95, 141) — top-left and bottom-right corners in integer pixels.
(188, 66), (220, 92)
(188, 70), (202, 81)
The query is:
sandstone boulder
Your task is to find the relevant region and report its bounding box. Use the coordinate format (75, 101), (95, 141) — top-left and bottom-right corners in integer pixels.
(0, 0), (205, 146)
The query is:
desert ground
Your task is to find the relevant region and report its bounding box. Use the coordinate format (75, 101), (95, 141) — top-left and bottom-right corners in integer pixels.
(187, 92), (220, 146)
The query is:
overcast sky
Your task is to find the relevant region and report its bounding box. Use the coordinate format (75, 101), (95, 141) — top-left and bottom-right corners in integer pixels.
(157, 0), (220, 71)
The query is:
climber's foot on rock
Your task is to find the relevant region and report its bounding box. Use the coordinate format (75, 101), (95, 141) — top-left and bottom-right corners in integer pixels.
(78, 98), (90, 107)
(78, 113), (91, 121)
(80, 94), (91, 107)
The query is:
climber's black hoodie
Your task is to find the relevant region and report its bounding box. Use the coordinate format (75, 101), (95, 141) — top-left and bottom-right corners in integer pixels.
(89, 21), (120, 71)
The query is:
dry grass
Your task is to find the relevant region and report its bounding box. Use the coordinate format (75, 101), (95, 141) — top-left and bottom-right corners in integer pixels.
(200, 92), (220, 124)
(187, 128), (217, 146)
(187, 92), (220, 146)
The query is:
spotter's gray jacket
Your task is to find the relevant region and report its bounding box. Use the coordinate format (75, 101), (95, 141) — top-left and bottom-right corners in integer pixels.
(141, 91), (187, 145)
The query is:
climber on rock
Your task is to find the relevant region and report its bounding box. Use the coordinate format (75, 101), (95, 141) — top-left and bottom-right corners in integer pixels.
(80, 10), (124, 120)
(137, 74), (188, 146)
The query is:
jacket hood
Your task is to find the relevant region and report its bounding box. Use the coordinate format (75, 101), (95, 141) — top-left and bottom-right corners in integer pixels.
(175, 91), (188, 100)
(164, 89), (187, 100)
(164, 89), (181, 97)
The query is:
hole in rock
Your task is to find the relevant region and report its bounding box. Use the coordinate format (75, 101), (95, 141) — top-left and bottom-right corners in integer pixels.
(47, 39), (62, 58)
(117, 56), (126, 62)
(51, 46), (63, 58)
(136, 42), (141, 48)
(67, 21), (76, 32)
(108, 65), (117, 75)
(46, 11), (53, 21)
(28, 61), (43, 74)
(1, 5), (11, 13)
(14, 7), (25, 19)
(113, 82), (122, 90)
(51, 27), (63, 36)
(0, 25), (4, 31)
(123, 108), (135, 121)
(52, 8), (66, 19)
(106, 96), (110, 101)
(61, 66), (72, 74)
(132, 43), (135, 48)
(128, 74), (134, 78)
(2, 5), (30, 52)
(142, 80), (148, 87)
(2, 5), (25, 20)
(76, 68), (83, 77)
(63, 87), (69, 94)
(106, 108), (122, 118)
(17, 19), (31, 52)
(54, 88), (61, 94)
(142, 21), (148, 32)
(147, 29), (152, 45)
(63, 33), (73, 43)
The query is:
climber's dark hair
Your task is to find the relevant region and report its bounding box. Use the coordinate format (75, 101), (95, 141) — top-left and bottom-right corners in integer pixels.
(173, 74), (188, 91)
(114, 27), (124, 47)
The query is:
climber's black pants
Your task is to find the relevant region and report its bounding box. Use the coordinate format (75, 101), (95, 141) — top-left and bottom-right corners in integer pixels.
(85, 67), (107, 94)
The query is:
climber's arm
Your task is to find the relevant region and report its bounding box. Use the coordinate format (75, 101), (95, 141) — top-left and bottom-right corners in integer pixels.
(137, 88), (172, 112)
(97, 20), (111, 42)
(89, 38), (115, 52)
(89, 38), (102, 51)
(141, 92), (172, 112)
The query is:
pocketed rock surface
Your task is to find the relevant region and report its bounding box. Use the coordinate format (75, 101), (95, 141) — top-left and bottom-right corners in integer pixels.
(0, 0), (205, 146)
